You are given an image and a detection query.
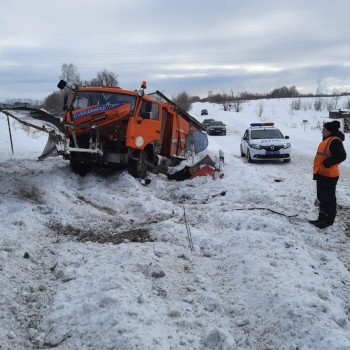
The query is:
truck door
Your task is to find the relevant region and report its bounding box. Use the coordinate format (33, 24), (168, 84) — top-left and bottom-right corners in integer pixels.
(126, 101), (162, 150)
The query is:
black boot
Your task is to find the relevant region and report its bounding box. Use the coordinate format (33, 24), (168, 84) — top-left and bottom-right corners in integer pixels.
(308, 211), (326, 226)
(313, 221), (332, 229)
(311, 213), (335, 229)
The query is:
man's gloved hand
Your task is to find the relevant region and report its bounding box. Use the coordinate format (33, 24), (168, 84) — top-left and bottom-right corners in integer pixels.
(322, 160), (331, 168)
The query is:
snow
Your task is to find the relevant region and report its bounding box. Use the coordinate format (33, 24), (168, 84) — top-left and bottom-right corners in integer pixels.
(1, 96), (350, 350)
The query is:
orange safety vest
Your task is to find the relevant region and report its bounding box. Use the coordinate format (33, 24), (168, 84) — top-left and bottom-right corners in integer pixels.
(313, 136), (341, 177)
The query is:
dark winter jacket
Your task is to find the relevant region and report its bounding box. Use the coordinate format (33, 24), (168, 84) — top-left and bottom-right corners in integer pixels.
(322, 130), (346, 168)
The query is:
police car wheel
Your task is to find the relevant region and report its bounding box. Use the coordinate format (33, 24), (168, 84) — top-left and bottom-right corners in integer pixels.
(247, 150), (254, 163)
(240, 146), (245, 157)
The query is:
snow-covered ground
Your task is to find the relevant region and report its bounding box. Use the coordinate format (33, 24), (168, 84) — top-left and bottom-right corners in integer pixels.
(1, 96), (350, 350)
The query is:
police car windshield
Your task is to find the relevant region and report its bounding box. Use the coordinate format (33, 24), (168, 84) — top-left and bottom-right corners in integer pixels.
(251, 129), (283, 139)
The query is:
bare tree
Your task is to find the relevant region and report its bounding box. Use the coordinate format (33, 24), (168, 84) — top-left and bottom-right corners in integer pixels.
(231, 90), (242, 112)
(314, 97), (325, 111)
(255, 101), (264, 118)
(222, 101), (231, 111)
(342, 98), (350, 109)
(89, 69), (119, 87)
(42, 91), (64, 113)
(270, 86), (299, 98)
(326, 100), (336, 112)
(331, 89), (341, 110)
(60, 63), (81, 85)
(172, 91), (192, 112)
(41, 63), (80, 113)
(290, 98), (301, 111)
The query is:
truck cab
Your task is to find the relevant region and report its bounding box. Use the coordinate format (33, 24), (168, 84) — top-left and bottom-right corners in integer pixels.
(58, 81), (208, 177)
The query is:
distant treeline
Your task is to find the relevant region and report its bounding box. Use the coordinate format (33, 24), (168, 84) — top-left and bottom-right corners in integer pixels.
(3, 63), (350, 113)
(2, 62), (350, 115)
(189, 86), (350, 104)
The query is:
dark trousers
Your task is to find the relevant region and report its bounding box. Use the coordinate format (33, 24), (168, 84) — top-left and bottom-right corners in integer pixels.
(316, 175), (339, 224)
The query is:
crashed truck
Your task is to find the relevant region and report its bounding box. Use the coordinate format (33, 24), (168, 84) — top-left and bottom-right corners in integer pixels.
(1, 81), (221, 179)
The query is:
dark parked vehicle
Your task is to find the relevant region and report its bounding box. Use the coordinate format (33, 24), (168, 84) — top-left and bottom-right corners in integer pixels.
(201, 109), (208, 115)
(202, 118), (215, 129)
(207, 121), (226, 135)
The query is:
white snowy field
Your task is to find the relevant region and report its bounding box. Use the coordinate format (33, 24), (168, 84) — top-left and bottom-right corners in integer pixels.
(1, 96), (350, 350)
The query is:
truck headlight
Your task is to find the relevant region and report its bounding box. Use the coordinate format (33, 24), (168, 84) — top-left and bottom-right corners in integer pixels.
(135, 136), (144, 147)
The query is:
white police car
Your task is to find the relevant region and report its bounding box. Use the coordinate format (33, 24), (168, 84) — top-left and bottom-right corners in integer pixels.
(240, 123), (291, 163)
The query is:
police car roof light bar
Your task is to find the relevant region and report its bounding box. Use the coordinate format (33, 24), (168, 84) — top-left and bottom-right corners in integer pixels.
(250, 122), (274, 127)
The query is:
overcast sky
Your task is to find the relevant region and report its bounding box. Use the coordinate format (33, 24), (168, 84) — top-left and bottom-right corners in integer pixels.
(1, 0), (350, 102)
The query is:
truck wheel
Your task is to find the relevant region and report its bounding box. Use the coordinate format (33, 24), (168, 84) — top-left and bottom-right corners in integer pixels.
(70, 159), (92, 176)
(128, 151), (148, 179)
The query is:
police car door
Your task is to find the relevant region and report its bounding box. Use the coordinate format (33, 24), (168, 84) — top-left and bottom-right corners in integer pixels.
(241, 129), (249, 154)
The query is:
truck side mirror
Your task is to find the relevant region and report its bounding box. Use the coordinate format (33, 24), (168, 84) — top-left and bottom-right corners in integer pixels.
(57, 80), (67, 89)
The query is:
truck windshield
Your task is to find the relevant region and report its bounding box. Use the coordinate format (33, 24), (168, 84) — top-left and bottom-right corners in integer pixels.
(72, 92), (136, 114)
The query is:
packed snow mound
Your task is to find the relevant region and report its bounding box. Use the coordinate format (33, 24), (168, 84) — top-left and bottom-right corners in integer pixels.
(1, 97), (350, 349)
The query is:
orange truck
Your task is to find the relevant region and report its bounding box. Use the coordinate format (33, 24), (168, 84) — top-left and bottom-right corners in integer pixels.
(1, 80), (209, 178)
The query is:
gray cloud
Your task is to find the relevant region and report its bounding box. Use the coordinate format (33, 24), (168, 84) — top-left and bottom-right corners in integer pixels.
(1, 0), (350, 101)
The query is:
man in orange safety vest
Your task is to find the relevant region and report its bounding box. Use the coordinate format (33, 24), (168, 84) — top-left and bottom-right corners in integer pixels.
(309, 120), (346, 229)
